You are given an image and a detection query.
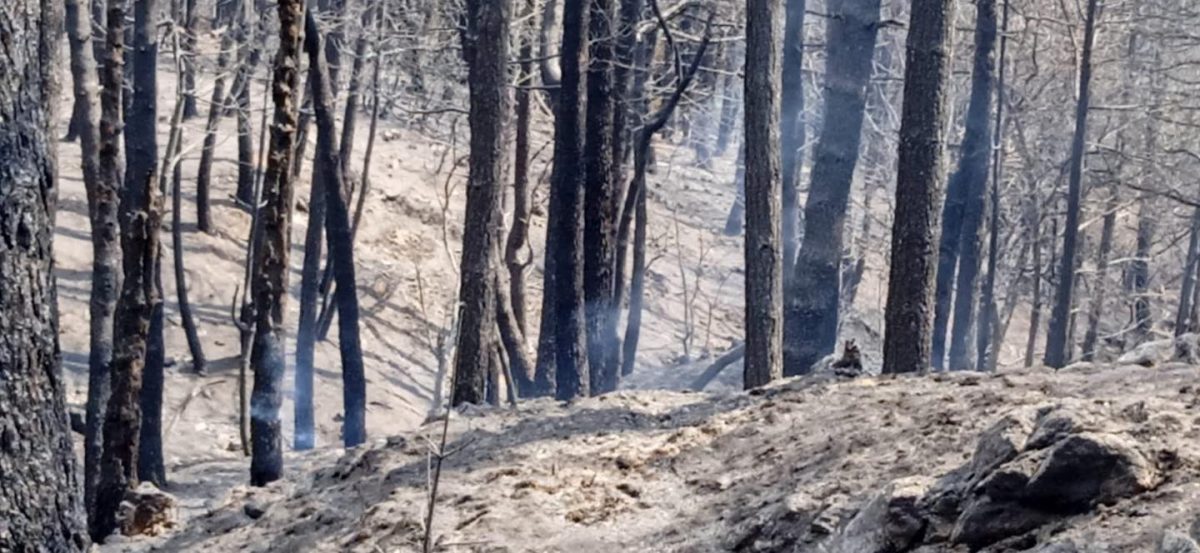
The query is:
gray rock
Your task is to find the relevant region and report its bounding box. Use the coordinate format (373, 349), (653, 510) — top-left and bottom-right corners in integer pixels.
(118, 482), (178, 537)
(968, 409), (1036, 480)
(951, 496), (1050, 550)
(1160, 531), (1200, 553)
(1023, 432), (1157, 512)
(827, 476), (932, 553)
(1026, 405), (1097, 450)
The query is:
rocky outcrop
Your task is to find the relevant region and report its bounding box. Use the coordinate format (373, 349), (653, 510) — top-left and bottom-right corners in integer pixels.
(788, 401), (1169, 552)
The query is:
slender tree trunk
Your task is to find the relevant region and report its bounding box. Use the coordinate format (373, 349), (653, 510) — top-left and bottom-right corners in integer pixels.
(976, 0), (1009, 371)
(1024, 214), (1044, 367)
(69, 0), (121, 524)
(96, 0), (162, 536)
(1132, 199), (1155, 337)
(451, 0), (509, 406)
(1175, 207), (1200, 335)
(232, 16), (262, 206)
(783, 0), (881, 376)
(180, 0), (198, 118)
(1082, 187), (1117, 360)
(723, 144), (746, 236)
(507, 0), (536, 337)
(0, 0), (90, 546)
(715, 39), (743, 157)
(1044, 0), (1099, 368)
(548, 0), (590, 400)
(622, 159), (648, 377)
(250, 0), (303, 486)
(583, 0), (619, 395)
(779, 0), (807, 276)
(293, 65), (329, 452)
(304, 10), (368, 447)
(743, 0), (784, 389)
(495, 268), (537, 397)
(139, 50), (194, 488)
(882, 0), (957, 375)
(195, 8), (240, 233)
(945, 0), (998, 371)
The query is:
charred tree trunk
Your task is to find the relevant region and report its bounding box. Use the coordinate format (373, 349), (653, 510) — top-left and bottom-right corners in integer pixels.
(195, 7), (240, 233)
(1082, 187), (1117, 361)
(0, 0), (90, 546)
(977, 0), (1009, 371)
(882, 0), (957, 375)
(744, 0), (784, 389)
(944, 0), (998, 371)
(232, 16), (263, 206)
(96, 0), (163, 536)
(304, 10), (367, 447)
(451, 0), (509, 406)
(180, 0), (198, 118)
(724, 144), (747, 236)
(250, 0), (303, 486)
(783, 0), (881, 376)
(1024, 214), (1044, 367)
(715, 39), (743, 157)
(1175, 207), (1200, 335)
(583, 0), (619, 395)
(1132, 199), (1155, 337)
(780, 0), (807, 276)
(69, 0), (121, 524)
(506, 0), (536, 337)
(547, 0), (590, 400)
(1044, 0), (1098, 368)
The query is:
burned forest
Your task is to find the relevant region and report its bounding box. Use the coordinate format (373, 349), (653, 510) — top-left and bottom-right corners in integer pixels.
(8, 0), (1200, 550)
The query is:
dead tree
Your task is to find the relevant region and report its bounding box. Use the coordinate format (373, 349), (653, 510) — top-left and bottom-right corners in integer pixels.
(1081, 185), (1117, 360)
(976, 0), (1010, 371)
(196, 2), (242, 233)
(506, 0), (537, 336)
(882, 0), (957, 375)
(95, 0), (163, 536)
(780, 0), (807, 275)
(783, 0), (882, 377)
(1044, 0), (1099, 368)
(452, 0), (510, 405)
(304, 10), (368, 446)
(583, 0), (620, 394)
(743, 0), (784, 389)
(0, 0), (90, 547)
(621, 8), (713, 379)
(68, 0), (121, 524)
(250, 0), (303, 486)
(542, 0), (591, 400)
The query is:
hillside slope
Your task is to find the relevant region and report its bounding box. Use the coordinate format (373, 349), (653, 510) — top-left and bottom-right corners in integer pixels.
(105, 363), (1200, 552)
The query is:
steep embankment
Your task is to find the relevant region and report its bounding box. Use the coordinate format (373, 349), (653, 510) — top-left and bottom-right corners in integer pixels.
(107, 361), (1200, 552)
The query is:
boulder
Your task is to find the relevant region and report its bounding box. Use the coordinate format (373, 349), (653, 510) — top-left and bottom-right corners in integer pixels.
(1026, 405), (1099, 450)
(951, 496), (1050, 550)
(1160, 531), (1200, 553)
(118, 482), (178, 537)
(826, 476), (932, 553)
(968, 409), (1036, 480)
(1023, 432), (1157, 512)
(1117, 337), (1173, 367)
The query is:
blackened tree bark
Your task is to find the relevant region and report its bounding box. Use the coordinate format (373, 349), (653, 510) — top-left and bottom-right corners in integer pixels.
(743, 0), (784, 389)
(1044, 0), (1099, 368)
(304, 11), (367, 446)
(583, 0), (619, 395)
(1132, 199), (1155, 336)
(250, 0), (302, 486)
(451, 0), (509, 406)
(180, 0), (198, 118)
(882, 0), (957, 375)
(0, 0), (90, 547)
(613, 23), (658, 317)
(1175, 207), (1200, 335)
(1081, 186), (1117, 360)
(943, 0), (998, 371)
(294, 48), (330, 452)
(783, 0), (881, 377)
(195, 4), (241, 233)
(1024, 215), (1045, 367)
(977, 0), (1009, 371)
(231, 11), (263, 206)
(507, 0), (537, 337)
(69, 0), (121, 523)
(779, 0), (806, 275)
(96, 0), (162, 536)
(548, 0), (590, 400)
